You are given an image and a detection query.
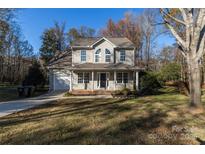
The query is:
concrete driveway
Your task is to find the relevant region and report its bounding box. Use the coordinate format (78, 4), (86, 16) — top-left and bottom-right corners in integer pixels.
(0, 91), (65, 117)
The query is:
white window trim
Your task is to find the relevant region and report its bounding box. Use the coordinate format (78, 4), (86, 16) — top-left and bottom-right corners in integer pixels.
(94, 49), (101, 63)
(81, 50), (86, 62)
(119, 50), (126, 62)
(116, 72), (128, 84)
(105, 49), (111, 63)
(97, 72), (110, 89)
(78, 72), (90, 83)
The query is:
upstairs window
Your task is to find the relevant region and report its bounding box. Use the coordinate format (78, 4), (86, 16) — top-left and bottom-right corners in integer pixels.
(120, 50), (125, 62)
(81, 50), (86, 62)
(95, 49), (101, 62)
(105, 49), (111, 62)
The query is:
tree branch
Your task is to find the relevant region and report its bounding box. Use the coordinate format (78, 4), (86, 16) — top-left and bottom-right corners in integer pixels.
(160, 9), (186, 26)
(164, 20), (187, 50)
(195, 26), (205, 60)
(196, 9), (205, 30)
(179, 8), (188, 23)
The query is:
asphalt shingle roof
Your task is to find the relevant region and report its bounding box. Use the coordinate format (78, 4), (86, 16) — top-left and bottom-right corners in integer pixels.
(71, 63), (140, 70)
(71, 37), (135, 48)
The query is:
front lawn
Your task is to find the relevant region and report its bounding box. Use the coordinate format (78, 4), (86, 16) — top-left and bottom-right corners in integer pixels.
(0, 87), (205, 144)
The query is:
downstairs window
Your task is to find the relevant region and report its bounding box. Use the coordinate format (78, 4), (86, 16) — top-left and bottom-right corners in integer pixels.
(117, 72), (128, 83)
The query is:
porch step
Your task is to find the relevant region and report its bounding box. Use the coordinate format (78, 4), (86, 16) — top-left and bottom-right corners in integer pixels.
(71, 90), (112, 95)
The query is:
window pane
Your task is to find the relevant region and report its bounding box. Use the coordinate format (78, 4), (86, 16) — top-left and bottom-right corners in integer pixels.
(95, 49), (101, 54)
(123, 73), (128, 83)
(95, 55), (99, 62)
(117, 73), (123, 83)
(95, 49), (101, 62)
(84, 73), (90, 83)
(81, 50), (86, 62)
(105, 55), (111, 62)
(120, 50), (125, 61)
(105, 49), (111, 54)
(105, 49), (111, 62)
(78, 73), (83, 83)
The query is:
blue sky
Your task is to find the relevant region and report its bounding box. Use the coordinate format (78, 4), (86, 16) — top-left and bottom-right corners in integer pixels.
(16, 8), (174, 53)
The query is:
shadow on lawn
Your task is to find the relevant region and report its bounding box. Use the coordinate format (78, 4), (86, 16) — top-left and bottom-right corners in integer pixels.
(196, 137), (205, 145)
(0, 95), (198, 144)
(0, 98), (127, 128)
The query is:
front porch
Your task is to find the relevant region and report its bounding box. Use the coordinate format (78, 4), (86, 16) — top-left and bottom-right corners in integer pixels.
(70, 70), (139, 92)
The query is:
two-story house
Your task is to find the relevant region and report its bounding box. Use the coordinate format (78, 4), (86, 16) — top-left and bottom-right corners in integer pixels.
(48, 37), (142, 94)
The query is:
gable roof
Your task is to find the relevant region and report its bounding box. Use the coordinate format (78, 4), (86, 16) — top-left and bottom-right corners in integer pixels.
(71, 37), (100, 47)
(71, 37), (135, 48)
(106, 37), (135, 48)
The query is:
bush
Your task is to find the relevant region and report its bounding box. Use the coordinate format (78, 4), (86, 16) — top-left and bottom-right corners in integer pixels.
(139, 71), (161, 95)
(64, 91), (73, 97)
(111, 88), (133, 98)
(176, 81), (189, 96)
(158, 63), (181, 83)
(111, 90), (122, 97)
(23, 61), (46, 87)
(121, 88), (131, 96)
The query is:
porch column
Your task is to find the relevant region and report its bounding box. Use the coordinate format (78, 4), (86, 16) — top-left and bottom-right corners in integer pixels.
(70, 71), (73, 92)
(92, 71), (94, 91)
(135, 71), (139, 91)
(114, 71), (116, 90)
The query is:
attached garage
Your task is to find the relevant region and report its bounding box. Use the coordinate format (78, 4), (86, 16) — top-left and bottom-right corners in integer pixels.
(49, 69), (71, 91)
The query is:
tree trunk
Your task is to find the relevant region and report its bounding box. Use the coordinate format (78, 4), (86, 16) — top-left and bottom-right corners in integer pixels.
(188, 60), (202, 107)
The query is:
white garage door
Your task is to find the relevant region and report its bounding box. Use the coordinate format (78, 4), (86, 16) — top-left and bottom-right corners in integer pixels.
(53, 70), (70, 91)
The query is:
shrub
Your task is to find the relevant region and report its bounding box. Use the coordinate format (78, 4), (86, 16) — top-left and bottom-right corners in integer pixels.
(111, 88), (133, 98)
(158, 63), (181, 83)
(23, 61), (46, 87)
(176, 81), (189, 96)
(64, 91), (73, 97)
(121, 88), (131, 96)
(111, 90), (122, 97)
(139, 71), (161, 95)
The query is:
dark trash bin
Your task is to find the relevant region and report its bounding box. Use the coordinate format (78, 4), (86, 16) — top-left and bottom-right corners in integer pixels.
(17, 86), (35, 97)
(26, 86), (34, 97)
(17, 86), (25, 97)
(24, 86), (35, 97)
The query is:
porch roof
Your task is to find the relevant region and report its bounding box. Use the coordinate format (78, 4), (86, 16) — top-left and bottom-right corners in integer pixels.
(70, 63), (142, 71)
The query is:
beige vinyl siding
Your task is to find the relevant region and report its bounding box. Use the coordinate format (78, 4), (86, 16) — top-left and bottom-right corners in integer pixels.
(115, 49), (135, 65)
(72, 40), (115, 64)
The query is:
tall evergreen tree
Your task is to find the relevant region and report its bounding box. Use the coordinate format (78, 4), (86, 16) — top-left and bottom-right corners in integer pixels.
(40, 28), (58, 64)
(40, 22), (67, 64)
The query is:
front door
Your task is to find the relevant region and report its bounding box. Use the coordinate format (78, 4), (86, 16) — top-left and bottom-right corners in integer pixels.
(100, 73), (106, 88)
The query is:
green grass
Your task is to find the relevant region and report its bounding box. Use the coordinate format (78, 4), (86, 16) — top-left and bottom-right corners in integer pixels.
(0, 86), (205, 144)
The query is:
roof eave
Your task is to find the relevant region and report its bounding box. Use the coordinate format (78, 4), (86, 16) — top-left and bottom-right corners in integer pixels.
(90, 37), (117, 48)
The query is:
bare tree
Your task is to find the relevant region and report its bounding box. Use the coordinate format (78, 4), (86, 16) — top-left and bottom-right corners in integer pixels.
(160, 8), (205, 107)
(101, 12), (143, 64)
(139, 9), (164, 69)
(0, 8), (34, 84)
